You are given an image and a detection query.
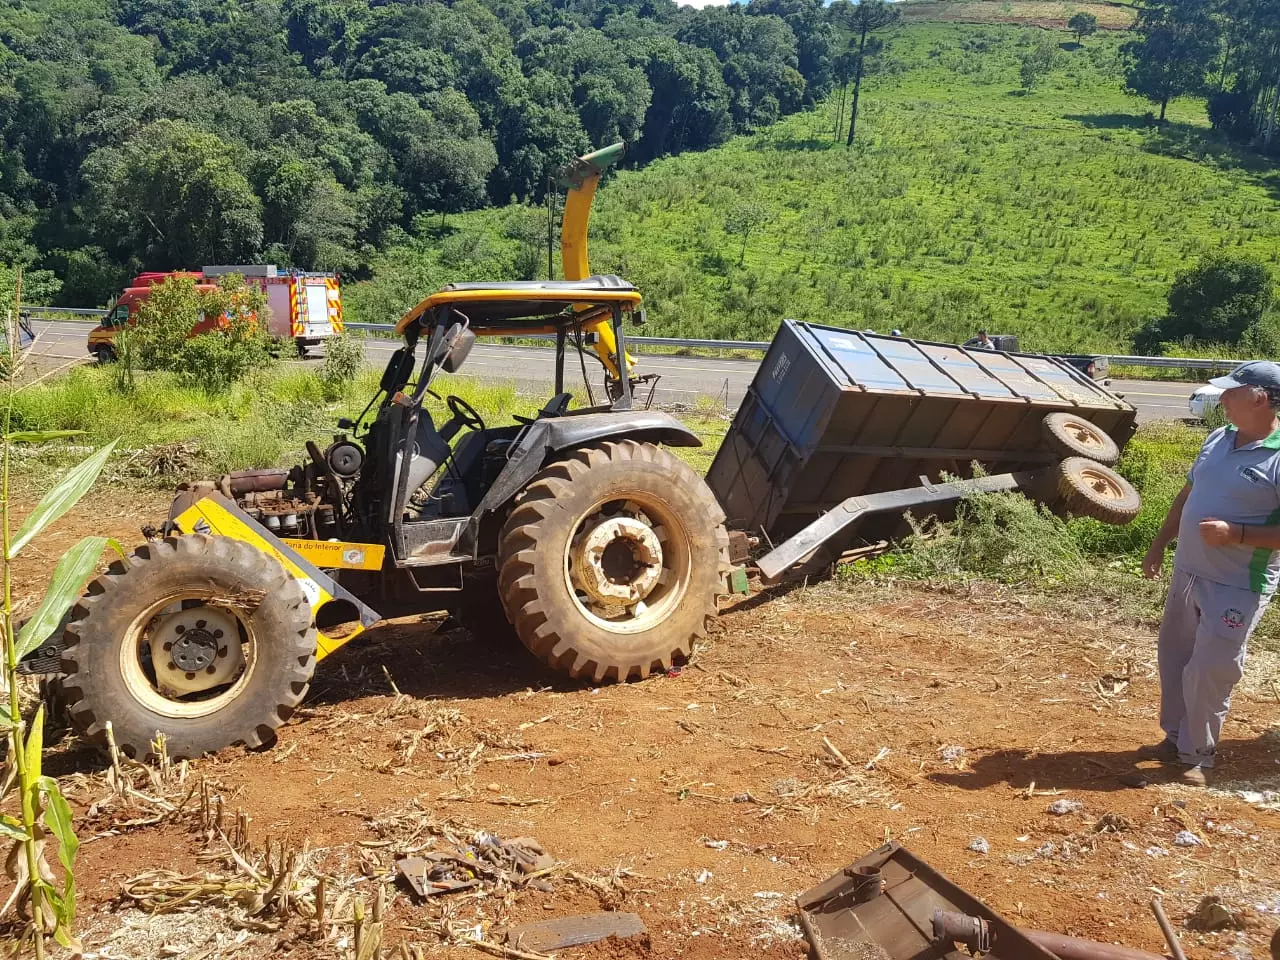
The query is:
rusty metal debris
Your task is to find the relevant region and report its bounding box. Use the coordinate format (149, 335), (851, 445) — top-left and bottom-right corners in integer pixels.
(1024, 928), (1166, 960)
(396, 858), (480, 898)
(797, 842), (1056, 960)
(498, 912), (646, 952)
(797, 842), (1166, 960)
(396, 833), (555, 900)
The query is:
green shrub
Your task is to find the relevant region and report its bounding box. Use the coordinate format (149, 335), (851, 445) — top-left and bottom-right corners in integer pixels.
(319, 334), (365, 401)
(1136, 254), (1274, 352)
(131, 274), (276, 391)
(886, 491), (1086, 583)
(846, 423), (1211, 585)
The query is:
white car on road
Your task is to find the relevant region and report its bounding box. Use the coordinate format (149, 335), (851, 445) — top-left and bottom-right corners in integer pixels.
(1189, 383), (1223, 419)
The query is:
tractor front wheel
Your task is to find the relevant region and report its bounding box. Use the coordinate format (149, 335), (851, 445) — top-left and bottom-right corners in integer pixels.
(60, 535), (316, 759)
(497, 440), (728, 683)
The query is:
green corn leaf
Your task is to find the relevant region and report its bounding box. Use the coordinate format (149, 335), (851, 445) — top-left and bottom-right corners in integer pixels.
(9, 440), (117, 560)
(24, 704), (44, 782)
(0, 814), (29, 842)
(4, 430), (86, 444)
(40, 775), (78, 926)
(16, 536), (108, 661)
(33, 876), (77, 948)
(35, 877), (62, 913)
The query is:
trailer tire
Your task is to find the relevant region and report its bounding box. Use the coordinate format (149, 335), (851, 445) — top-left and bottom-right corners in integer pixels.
(497, 440), (728, 683)
(1041, 413), (1120, 466)
(60, 535), (316, 760)
(1055, 457), (1141, 525)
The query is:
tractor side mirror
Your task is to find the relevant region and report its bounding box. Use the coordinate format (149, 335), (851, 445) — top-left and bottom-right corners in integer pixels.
(441, 326), (476, 373)
(380, 347), (414, 393)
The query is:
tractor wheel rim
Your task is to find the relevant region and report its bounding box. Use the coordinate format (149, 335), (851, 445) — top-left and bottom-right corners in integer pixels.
(1080, 467), (1124, 500)
(120, 592), (257, 719)
(1066, 419), (1104, 449)
(564, 496), (691, 635)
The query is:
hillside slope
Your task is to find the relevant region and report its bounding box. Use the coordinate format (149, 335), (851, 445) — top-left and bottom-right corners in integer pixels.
(350, 20), (1280, 353)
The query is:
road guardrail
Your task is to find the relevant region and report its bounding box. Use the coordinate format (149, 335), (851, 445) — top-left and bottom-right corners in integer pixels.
(24, 310), (1248, 371)
(20, 305), (106, 316)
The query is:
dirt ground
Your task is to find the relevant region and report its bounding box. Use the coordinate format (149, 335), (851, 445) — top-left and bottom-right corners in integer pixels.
(8, 488), (1280, 960)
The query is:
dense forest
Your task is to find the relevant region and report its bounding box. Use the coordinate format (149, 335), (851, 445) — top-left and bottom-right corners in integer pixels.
(0, 0), (864, 303)
(7, 0), (1280, 313)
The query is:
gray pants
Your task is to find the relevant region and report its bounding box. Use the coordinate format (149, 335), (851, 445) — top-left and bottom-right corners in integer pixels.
(1158, 568), (1267, 767)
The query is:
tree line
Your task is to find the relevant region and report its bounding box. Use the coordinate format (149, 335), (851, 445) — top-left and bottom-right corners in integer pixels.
(0, 0), (894, 304)
(1124, 0), (1280, 146)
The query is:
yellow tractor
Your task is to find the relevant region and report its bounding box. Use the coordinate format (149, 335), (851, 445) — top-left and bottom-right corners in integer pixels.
(50, 144), (735, 759)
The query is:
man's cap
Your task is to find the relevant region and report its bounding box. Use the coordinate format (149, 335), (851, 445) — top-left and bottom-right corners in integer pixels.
(1209, 360), (1280, 392)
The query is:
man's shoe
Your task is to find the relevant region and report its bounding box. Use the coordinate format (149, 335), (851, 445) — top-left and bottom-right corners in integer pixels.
(1136, 740), (1179, 763)
(1180, 765), (1209, 787)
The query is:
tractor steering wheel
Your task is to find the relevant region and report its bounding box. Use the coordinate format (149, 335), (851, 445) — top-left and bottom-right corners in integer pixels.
(446, 394), (486, 432)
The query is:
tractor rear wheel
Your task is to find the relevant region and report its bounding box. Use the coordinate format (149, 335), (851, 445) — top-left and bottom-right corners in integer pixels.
(60, 534), (316, 760)
(497, 440), (728, 683)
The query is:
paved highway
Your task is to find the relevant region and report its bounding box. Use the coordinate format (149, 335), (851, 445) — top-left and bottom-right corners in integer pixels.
(24, 318), (1201, 422)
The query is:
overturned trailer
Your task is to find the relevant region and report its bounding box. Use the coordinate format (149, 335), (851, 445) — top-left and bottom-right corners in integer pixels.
(707, 321), (1141, 583)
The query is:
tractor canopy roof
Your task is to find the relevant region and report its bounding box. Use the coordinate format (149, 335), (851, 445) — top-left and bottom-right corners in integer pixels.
(395, 275), (641, 338)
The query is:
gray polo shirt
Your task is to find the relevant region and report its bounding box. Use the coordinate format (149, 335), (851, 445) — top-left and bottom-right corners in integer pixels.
(1176, 425), (1280, 594)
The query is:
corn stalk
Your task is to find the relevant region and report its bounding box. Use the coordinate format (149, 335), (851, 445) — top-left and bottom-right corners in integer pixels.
(0, 267), (119, 954)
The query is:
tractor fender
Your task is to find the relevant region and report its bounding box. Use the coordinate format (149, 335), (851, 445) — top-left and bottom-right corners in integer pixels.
(466, 411), (701, 539)
(544, 410), (701, 452)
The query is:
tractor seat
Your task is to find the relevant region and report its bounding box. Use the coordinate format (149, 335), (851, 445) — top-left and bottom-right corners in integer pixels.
(513, 393), (573, 426)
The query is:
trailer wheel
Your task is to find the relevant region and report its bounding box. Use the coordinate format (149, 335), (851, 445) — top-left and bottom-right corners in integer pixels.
(1055, 457), (1141, 525)
(497, 440), (728, 683)
(1041, 413), (1120, 465)
(60, 535), (316, 760)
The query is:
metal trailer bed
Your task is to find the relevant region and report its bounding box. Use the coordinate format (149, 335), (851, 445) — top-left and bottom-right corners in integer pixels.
(705, 321), (1139, 582)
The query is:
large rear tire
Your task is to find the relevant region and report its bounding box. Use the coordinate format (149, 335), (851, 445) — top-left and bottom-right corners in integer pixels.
(60, 535), (316, 760)
(497, 441), (728, 683)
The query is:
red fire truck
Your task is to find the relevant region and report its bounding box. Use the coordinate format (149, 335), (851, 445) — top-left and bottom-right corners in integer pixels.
(89, 265), (343, 362)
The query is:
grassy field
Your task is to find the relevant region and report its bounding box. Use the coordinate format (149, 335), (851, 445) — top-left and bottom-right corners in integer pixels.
(7, 364), (732, 480)
(348, 19), (1280, 355)
(900, 0), (1138, 29)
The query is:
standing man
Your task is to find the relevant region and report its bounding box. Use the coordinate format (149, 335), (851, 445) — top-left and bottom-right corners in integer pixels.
(1142, 362), (1280, 786)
